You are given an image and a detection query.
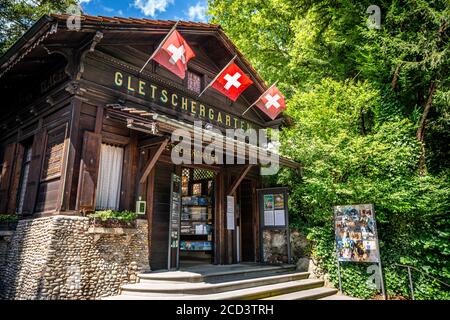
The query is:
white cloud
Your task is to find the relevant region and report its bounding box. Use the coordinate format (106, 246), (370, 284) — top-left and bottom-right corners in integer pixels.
(187, 2), (208, 22)
(133, 0), (174, 17)
(102, 6), (114, 13)
(79, 0), (92, 3)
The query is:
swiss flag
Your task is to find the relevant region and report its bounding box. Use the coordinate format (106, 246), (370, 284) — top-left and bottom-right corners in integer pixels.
(211, 63), (253, 102)
(255, 85), (286, 120)
(152, 30), (195, 79)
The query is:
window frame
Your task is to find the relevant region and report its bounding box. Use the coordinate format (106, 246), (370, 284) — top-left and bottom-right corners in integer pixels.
(185, 70), (203, 94)
(95, 143), (125, 211)
(16, 141), (33, 214)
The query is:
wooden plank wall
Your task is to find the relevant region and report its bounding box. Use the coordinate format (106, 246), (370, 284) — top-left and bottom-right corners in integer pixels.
(149, 161), (174, 270)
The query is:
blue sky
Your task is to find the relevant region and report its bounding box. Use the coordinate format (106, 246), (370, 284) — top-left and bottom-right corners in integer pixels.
(79, 0), (209, 22)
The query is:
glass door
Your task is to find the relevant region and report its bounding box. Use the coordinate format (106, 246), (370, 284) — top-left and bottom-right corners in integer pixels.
(179, 168), (215, 267)
(168, 173), (182, 269)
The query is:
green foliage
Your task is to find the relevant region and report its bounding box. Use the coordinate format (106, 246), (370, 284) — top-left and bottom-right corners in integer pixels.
(0, 214), (19, 223)
(210, 0), (450, 299)
(0, 0), (77, 54)
(88, 210), (137, 222)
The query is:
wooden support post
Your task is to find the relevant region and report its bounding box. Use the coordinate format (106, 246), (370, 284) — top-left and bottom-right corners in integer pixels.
(60, 98), (81, 212)
(139, 138), (169, 184)
(226, 165), (253, 196)
(214, 169), (225, 264)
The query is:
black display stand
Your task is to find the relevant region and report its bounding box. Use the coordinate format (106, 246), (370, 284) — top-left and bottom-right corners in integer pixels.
(258, 187), (291, 264)
(168, 173), (182, 270)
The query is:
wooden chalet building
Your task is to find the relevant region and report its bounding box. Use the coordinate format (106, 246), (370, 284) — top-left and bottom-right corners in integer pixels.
(0, 14), (299, 275)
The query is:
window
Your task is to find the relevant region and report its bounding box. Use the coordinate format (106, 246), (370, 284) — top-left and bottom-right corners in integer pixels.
(41, 126), (66, 180)
(16, 144), (33, 214)
(187, 71), (202, 94)
(95, 144), (124, 210)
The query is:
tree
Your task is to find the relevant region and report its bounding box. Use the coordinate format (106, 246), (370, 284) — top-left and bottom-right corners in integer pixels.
(0, 0), (77, 55)
(209, 0), (450, 299)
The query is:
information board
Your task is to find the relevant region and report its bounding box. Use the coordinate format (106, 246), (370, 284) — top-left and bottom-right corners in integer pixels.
(168, 173), (182, 269)
(226, 196), (235, 230)
(258, 188), (291, 264)
(334, 204), (380, 263)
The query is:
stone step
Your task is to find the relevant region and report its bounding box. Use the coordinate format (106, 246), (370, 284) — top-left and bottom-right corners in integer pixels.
(319, 294), (360, 300)
(105, 278), (325, 300)
(262, 287), (338, 300)
(138, 264), (296, 283)
(120, 272), (310, 296)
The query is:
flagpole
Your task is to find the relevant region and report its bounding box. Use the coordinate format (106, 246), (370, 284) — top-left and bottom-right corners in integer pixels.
(139, 20), (180, 74)
(198, 55), (238, 97)
(242, 81), (278, 116)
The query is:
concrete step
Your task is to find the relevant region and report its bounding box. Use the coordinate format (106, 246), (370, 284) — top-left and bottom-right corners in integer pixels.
(262, 287), (338, 300)
(319, 294), (360, 300)
(105, 278), (325, 300)
(138, 264), (296, 283)
(120, 272), (310, 296)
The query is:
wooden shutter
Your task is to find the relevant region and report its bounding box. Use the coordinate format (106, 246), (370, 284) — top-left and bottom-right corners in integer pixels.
(21, 130), (46, 215)
(0, 143), (18, 212)
(7, 144), (25, 213)
(76, 131), (102, 212)
(34, 124), (68, 213)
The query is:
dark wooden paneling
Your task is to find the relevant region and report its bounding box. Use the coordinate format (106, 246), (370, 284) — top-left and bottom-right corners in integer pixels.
(22, 130), (46, 215)
(60, 99), (82, 212)
(81, 103), (97, 117)
(69, 103), (97, 210)
(0, 143), (18, 212)
(150, 161), (173, 270)
(41, 124), (67, 180)
(42, 105), (71, 127)
(102, 117), (130, 137)
(76, 131), (102, 212)
(79, 114), (96, 131)
(7, 144), (24, 213)
(240, 179), (255, 262)
(35, 179), (60, 213)
(214, 169), (225, 264)
(120, 133), (138, 210)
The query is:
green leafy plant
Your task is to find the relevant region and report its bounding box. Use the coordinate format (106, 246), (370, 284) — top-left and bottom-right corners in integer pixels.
(210, 0), (450, 300)
(0, 214), (19, 223)
(88, 210), (137, 222)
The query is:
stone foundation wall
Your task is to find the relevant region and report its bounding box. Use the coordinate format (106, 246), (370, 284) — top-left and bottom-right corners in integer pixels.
(0, 216), (149, 300)
(262, 229), (289, 264)
(0, 231), (14, 279)
(289, 229), (333, 287)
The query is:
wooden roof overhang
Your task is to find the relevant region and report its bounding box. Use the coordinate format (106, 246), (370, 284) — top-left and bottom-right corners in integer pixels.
(106, 105), (301, 171)
(0, 14), (267, 91)
(0, 14), (292, 132)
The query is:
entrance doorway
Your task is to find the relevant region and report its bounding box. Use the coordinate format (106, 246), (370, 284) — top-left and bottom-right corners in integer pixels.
(179, 168), (215, 267)
(239, 179), (256, 262)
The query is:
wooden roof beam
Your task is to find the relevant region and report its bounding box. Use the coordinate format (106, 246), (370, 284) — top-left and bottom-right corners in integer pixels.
(226, 165), (254, 196)
(139, 137), (169, 184)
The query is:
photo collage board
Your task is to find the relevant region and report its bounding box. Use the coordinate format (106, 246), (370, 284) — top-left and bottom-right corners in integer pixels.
(334, 204), (380, 263)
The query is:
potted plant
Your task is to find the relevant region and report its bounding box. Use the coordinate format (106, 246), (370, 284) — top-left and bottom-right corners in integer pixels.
(87, 210), (137, 229)
(0, 214), (19, 231)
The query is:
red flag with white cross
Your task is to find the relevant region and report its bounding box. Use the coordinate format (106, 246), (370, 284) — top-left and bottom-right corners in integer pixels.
(210, 62), (253, 102)
(152, 29), (195, 79)
(255, 85), (286, 120)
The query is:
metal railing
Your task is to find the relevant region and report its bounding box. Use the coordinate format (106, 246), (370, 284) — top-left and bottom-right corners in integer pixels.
(394, 263), (450, 300)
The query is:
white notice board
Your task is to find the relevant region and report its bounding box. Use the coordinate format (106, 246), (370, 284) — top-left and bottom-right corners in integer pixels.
(226, 196), (235, 230)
